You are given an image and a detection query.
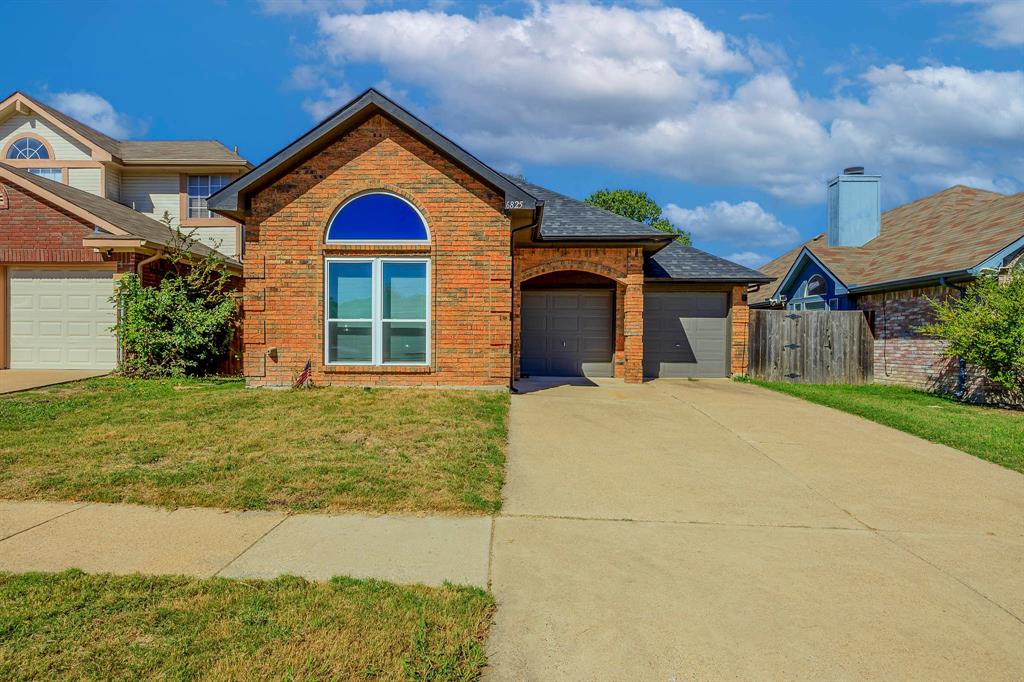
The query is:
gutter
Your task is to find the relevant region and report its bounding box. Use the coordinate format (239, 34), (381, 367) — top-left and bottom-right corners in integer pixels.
(510, 202), (545, 394)
(848, 269), (972, 295)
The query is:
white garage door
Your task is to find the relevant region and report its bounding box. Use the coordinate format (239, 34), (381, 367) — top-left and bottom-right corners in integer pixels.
(9, 269), (117, 370)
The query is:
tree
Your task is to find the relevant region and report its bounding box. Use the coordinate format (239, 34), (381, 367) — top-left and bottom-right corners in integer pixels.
(921, 272), (1024, 404)
(584, 188), (691, 244)
(111, 212), (238, 377)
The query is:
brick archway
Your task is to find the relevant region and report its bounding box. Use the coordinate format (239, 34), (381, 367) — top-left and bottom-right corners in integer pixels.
(517, 260), (627, 287)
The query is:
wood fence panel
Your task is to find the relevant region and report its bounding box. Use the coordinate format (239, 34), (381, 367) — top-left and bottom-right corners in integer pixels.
(748, 310), (873, 384)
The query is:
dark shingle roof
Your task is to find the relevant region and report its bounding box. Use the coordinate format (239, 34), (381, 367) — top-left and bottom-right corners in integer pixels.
(1, 163), (235, 263)
(646, 240), (772, 282)
(118, 140), (247, 164)
(505, 176), (670, 239)
(25, 95), (122, 157)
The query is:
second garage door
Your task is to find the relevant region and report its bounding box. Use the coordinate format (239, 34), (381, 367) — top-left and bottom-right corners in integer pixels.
(644, 290), (728, 378)
(521, 289), (614, 377)
(8, 269), (117, 370)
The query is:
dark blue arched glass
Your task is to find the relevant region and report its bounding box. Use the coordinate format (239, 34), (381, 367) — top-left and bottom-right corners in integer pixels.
(326, 193), (428, 241)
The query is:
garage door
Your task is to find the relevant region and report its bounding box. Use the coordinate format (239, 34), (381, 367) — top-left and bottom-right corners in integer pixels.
(9, 269), (117, 370)
(521, 289), (614, 377)
(644, 291), (728, 378)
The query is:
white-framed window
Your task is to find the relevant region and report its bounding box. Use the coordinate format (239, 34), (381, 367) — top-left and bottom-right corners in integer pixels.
(324, 257), (430, 365)
(187, 175), (231, 218)
(7, 137), (49, 159)
(28, 168), (62, 182)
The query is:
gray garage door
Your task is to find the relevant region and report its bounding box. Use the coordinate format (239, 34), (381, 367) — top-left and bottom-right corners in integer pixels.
(521, 289), (614, 377)
(644, 291), (728, 378)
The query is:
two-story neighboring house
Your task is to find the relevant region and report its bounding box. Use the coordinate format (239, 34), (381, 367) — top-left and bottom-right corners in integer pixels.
(0, 91), (248, 372)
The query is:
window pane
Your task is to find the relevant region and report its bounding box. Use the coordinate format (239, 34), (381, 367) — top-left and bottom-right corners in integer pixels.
(383, 322), (426, 363)
(382, 262), (427, 319)
(328, 321), (372, 363)
(327, 261), (373, 319)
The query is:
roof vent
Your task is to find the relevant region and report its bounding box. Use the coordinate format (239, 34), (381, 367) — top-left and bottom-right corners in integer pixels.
(843, 166), (865, 175)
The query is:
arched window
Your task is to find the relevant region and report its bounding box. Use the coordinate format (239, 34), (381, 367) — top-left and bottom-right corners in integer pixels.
(326, 192), (428, 242)
(806, 274), (827, 296)
(6, 137), (50, 160)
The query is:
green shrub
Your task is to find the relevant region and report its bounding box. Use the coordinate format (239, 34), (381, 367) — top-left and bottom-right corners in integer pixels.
(922, 272), (1024, 404)
(112, 215), (238, 377)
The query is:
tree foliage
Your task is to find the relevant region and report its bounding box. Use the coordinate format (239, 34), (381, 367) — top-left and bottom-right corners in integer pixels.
(921, 273), (1024, 404)
(111, 213), (238, 377)
(584, 188), (691, 244)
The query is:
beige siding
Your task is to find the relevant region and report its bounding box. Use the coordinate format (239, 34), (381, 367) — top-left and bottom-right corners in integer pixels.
(190, 226), (238, 258)
(68, 167), (102, 196)
(121, 173), (180, 225)
(104, 167), (122, 201)
(0, 114), (92, 160)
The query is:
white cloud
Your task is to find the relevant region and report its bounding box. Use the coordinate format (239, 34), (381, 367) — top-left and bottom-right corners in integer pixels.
(725, 251), (769, 268)
(664, 200), (800, 248)
(289, 2), (1023, 203)
(46, 91), (142, 138)
(970, 0), (1024, 46)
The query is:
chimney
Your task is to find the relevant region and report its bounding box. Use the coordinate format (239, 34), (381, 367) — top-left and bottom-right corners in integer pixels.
(827, 167), (880, 247)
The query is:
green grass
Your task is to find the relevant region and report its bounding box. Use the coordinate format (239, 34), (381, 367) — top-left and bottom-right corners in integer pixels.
(744, 379), (1024, 474)
(0, 570), (493, 681)
(0, 378), (508, 514)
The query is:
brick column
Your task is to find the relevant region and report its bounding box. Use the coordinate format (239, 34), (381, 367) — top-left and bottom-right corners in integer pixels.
(730, 285), (749, 375)
(623, 271), (645, 383)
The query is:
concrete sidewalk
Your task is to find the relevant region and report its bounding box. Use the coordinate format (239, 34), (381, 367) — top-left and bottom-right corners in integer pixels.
(0, 500), (491, 587)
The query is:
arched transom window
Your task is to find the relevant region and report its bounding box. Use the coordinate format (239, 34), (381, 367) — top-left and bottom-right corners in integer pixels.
(325, 192), (429, 242)
(7, 137), (50, 160)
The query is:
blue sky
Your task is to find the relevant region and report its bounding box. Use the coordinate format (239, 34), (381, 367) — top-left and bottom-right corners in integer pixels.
(5, 0), (1022, 266)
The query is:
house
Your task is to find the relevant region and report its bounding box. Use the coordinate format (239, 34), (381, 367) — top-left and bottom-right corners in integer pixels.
(0, 91), (247, 371)
(749, 167), (1024, 394)
(208, 88), (770, 388)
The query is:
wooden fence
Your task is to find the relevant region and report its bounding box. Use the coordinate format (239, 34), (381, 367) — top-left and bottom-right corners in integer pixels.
(747, 310), (874, 384)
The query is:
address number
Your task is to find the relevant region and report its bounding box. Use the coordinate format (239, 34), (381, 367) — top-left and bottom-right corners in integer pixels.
(505, 200), (524, 210)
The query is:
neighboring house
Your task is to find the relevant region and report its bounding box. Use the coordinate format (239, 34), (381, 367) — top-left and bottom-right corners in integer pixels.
(750, 167), (1024, 394)
(0, 90), (246, 372)
(0, 92), (249, 258)
(209, 88), (770, 388)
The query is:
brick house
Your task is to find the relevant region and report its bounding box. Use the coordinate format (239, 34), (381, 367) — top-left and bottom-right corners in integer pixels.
(0, 91), (246, 371)
(209, 89), (769, 388)
(750, 168), (1024, 396)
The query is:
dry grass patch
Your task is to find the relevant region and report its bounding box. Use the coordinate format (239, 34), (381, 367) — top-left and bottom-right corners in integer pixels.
(0, 570), (493, 681)
(0, 378), (508, 513)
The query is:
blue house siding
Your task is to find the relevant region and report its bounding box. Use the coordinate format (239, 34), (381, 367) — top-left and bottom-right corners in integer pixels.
(779, 257), (853, 310)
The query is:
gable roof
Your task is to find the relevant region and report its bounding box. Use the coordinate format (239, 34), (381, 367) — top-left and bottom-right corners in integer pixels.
(749, 185), (1024, 304)
(0, 163), (237, 265)
(646, 240), (772, 282)
(208, 88), (535, 219)
(0, 91), (248, 167)
(504, 176), (672, 240)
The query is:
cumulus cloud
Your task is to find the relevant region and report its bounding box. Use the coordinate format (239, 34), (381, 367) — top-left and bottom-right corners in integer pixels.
(725, 251), (769, 268)
(290, 2), (1023, 203)
(664, 200), (800, 248)
(968, 0), (1024, 46)
(46, 91), (143, 138)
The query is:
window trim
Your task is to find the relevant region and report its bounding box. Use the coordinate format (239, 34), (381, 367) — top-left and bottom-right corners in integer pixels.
(325, 191), (431, 245)
(324, 256), (431, 367)
(5, 135), (53, 160)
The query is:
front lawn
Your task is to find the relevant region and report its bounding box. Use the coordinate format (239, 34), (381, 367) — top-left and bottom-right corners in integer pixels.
(745, 380), (1024, 474)
(0, 570), (493, 681)
(0, 378), (508, 513)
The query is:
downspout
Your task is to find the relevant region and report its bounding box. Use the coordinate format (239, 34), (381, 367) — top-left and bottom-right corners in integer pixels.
(508, 203), (544, 394)
(939, 276), (968, 398)
(136, 248), (164, 277)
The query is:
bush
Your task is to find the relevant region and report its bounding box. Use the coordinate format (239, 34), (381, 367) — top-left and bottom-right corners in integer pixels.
(112, 215), (238, 377)
(922, 272), (1024, 404)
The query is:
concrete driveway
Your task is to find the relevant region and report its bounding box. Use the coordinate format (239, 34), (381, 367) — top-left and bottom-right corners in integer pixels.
(486, 379), (1024, 681)
(0, 369), (107, 394)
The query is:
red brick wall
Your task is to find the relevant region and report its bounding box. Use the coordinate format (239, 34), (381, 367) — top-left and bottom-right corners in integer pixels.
(0, 180), (103, 264)
(241, 114), (512, 387)
(513, 246), (645, 382)
(730, 285), (750, 375)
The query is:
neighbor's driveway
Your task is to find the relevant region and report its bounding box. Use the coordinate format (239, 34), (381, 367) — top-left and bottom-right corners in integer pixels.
(0, 369), (107, 394)
(486, 379), (1024, 681)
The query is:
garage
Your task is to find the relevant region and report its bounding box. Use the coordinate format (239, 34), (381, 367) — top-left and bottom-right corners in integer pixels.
(8, 269), (117, 370)
(643, 290), (728, 378)
(520, 289), (614, 377)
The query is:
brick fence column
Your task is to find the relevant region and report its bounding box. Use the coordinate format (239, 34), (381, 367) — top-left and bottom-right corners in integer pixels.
(623, 271), (644, 383)
(730, 285), (749, 375)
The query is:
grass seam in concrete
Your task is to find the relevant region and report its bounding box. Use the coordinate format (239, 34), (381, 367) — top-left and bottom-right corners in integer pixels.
(213, 513), (291, 578)
(0, 501), (92, 543)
